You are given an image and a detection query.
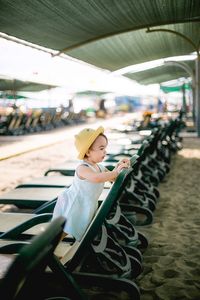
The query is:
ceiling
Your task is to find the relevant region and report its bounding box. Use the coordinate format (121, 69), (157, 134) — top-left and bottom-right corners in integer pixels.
(126, 60), (195, 84)
(0, 78), (57, 92)
(0, 0), (199, 83)
(160, 83), (191, 93)
(75, 90), (107, 96)
(60, 22), (200, 71)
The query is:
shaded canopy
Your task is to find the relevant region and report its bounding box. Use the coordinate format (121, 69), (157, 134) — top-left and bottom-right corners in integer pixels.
(160, 83), (191, 93)
(0, 0), (199, 74)
(125, 60), (195, 85)
(0, 78), (57, 92)
(75, 90), (107, 97)
(62, 22), (200, 71)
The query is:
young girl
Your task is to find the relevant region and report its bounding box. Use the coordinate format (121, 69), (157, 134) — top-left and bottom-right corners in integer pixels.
(52, 126), (130, 241)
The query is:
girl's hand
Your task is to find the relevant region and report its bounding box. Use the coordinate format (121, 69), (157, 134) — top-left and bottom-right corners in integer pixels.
(114, 161), (130, 174)
(117, 158), (131, 168)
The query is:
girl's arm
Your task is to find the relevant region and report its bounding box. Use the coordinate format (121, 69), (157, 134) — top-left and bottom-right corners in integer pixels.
(77, 162), (128, 183)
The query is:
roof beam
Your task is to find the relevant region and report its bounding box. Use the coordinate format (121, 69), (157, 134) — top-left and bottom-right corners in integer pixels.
(52, 19), (200, 58)
(146, 27), (199, 53)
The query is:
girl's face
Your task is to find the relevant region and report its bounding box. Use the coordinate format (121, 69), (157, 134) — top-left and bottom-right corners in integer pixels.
(86, 135), (108, 163)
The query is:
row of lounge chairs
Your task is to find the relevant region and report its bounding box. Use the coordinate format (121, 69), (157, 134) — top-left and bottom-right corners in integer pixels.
(0, 116), (183, 299)
(0, 107), (86, 136)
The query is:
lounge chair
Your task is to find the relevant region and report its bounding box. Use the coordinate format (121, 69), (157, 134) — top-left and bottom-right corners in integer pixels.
(0, 164), (145, 248)
(16, 174), (111, 189)
(40, 145), (156, 217)
(0, 150), (154, 225)
(40, 155), (154, 226)
(0, 212), (53, 239)
(0, 186), (110, 210)
(0, 161), (148, 262)
(0, 170), (142, 298)
(44, 160), (120, 177)
(41, 155), (154, 226)
(43, 138), (160, 211)
(0, 216), (88, 300)
(16, 175), (74, 188)
(53, 168), (143, 281)
(0, 210), (144, 279)
(43, 133), (145, 177)
(0, 187), (65, 209)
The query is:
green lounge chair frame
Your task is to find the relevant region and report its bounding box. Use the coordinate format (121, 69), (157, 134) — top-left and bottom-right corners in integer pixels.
(0, 170), (141, 299)
(16, 175), (111, 189)
(16, 175), (74, 188)
(0, 187), (65, 209)
(0, 186), (109, 210)
(0, 212), (53, 239)
(0, 217), (88, 300)
(44, 160), (117, 177)
(0, 163), (147, 260)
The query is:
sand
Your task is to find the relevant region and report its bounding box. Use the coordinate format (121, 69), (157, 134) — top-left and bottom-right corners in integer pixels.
(0, 124), (200, 299)
(137, 137), (200, 300)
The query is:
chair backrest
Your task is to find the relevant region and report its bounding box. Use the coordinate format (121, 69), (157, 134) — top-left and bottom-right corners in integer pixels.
(0, 216), (65, 300)
(66, 155), (139, 271)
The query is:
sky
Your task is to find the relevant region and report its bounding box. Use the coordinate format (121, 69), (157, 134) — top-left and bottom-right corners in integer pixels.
(0, 33), (195, 112)
(0, 35), (160, 97)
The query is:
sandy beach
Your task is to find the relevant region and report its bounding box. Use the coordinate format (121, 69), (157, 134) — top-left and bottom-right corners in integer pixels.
(138, 136), (200, 300)
(0, 120), (200, 299)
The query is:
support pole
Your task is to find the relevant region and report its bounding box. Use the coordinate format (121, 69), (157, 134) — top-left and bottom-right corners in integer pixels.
(195, 56), (200, 137)
(182, 83), (187, 114)
(164, 60), (195, 120)
(147, 27), (199, 136)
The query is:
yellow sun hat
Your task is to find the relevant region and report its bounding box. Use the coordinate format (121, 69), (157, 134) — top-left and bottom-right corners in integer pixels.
(75, 126), (104, 159)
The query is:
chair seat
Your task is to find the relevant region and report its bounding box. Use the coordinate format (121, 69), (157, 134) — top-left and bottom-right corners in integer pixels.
(0, 254), (14, 279)
(56, 241), (80, 264)
(0, 187), (65, 208)
(0, 238), (77, 266)
(0, 212), (52, 238)
(17, 175), (74, 188)
(17, 175), (111, 189)
(0, 213), (36, 233)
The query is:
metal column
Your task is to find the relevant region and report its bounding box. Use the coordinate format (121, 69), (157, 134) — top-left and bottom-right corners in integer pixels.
(195, 56), (200, 137)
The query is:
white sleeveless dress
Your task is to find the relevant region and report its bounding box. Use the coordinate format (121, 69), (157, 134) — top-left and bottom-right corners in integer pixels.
(52, 161), (105, 241)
